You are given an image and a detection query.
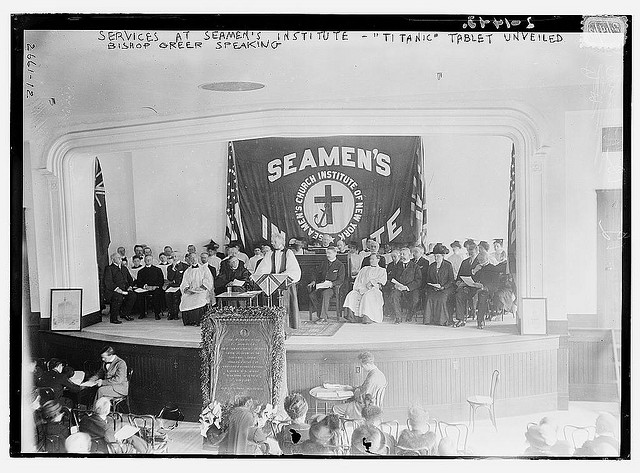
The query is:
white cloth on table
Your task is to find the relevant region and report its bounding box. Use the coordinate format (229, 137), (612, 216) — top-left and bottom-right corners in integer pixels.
(343, 265), (387, 323)
(179, 265), (214, 311)
(253, 249), (301, 283)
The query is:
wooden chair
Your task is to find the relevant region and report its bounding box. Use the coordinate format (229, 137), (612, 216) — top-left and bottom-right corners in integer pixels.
(438, 421), (470, 455)
(467, 369), (500, 431)
(379, 420), (399, 441)
(563, 424), (596, 450)
(128, 413), (168, 453)
(112, 369), (133, 414)
(307, 283), (343, 322)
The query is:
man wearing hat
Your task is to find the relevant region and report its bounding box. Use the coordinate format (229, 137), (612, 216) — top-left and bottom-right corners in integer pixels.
(204, 240), (224, 273)
(36, 359), (84, 407)
(424, 243), (456, 326)
(39, 400), (71, 453)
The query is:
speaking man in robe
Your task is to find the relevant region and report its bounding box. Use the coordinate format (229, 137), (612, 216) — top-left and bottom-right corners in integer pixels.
(253, 232), (302, 329)
(343, 253), (387, 323)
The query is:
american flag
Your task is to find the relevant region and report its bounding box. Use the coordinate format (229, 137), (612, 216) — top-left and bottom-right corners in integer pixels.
(507, 143), (517, 275)
(225, 142), (245, 247)
(410, 138), (427, 233)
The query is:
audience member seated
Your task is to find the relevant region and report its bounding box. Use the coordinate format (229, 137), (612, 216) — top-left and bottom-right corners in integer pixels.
(396, 405), (437, 455)
(335, 239), (348, 254)
(470, 253), (504, 329)
(79, 397), (150, 454)
(289, 239), (305, 255)
(333, 352), (386, 419)
(180, 252), (214, 326)
(214, 256), (250, 295)
(104, 253), (137, 324)
(361, 405), (396, 454)
(492, 239), (507, 264)
(424, 243), (456, 326)
(350, 424), (388, 456)
(166, 252), (189, 320)
(437, 436), (458, 456)
(86, 346), (128, 401)
(220, 406), (268, 455)
(523, 417), (574, 457)
(129, 255), (144, 281)
(388, 247), (422, 324)
(301, 414), (342, 454)
(479, 240), (498, 265)
(36, 358), (84, 408)
(247, 247), (263, 273)
(360, 240), (387, 269)
(308, 246), (345, 324)
(38, 400), (71, 453)
(204, 240), (223, 272)
(135, 255), (166, 320)
(277, 393), (310, 454)
(65, 432), (92, 454)
(454, 242), (481, 327)
(221, 241), (249, 269)
(579, 412), (620, 455)
(447, 241), (465, 279)
(343, 253), (387, 324)
(347, 242), (362, 277)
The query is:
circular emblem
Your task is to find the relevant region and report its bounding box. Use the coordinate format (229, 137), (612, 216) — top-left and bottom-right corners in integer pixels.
(239, 328), (249, 337)
(302, 180), (355, 234)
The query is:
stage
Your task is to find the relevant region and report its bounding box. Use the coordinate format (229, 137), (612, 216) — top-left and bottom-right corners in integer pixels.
(39, 313), (567, 423)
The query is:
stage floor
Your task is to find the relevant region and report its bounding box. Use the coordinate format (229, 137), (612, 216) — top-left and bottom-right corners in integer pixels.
(74, 312), (537, 351)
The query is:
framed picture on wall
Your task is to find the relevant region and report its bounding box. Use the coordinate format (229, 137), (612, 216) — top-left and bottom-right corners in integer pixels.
(50, 288), (83, 331)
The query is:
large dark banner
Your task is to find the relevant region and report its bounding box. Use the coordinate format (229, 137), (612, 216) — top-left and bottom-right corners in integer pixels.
(234, 136), (424, 248)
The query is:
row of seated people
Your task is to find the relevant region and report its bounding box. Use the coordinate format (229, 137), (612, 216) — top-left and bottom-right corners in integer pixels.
(333, 240), (515, 328)
(33, 396), (154, 454)
(104, 241), (257, 326)
(524, 413), (620, 457)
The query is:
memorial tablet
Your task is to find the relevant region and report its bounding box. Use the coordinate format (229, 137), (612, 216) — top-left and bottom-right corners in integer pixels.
(201, 306), (287, 409)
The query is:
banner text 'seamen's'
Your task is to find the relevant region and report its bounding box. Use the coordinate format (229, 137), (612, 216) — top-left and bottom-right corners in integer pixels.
(267, 147), (391, 182)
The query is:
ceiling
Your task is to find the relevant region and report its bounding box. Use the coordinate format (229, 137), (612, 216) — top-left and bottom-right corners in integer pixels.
(23, 29), (624, 138)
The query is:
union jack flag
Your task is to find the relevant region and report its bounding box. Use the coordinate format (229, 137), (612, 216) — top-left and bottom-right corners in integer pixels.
(507, 143), (517, 275)
(410, 138), (427, 232)
(225, 142), (245, 247)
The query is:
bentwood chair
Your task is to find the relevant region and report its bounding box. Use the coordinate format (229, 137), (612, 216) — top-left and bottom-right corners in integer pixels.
(112, 369), (134, 414)
(563, 424), (596, 450)
(467, 369), (500, 431)
(128, 413), (168, 453)
(379, 420), (400, 442)
(438, 421), (470, 455)
(374, 385), (387, 408)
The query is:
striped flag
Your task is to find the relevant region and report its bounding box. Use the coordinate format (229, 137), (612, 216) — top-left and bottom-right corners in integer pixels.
(507, 143), (517, 275)
(410, 138), (427, 234)
(225, 142), (245, 248)
(94, 157), (110, 307)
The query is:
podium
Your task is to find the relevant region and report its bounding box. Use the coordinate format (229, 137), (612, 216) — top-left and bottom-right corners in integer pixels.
(251, 273), (299, 329)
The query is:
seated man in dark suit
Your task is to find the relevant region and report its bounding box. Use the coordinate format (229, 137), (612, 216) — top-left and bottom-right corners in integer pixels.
(166, 252), (189, 320)
(470, 253), (502, 329)
(135, 255), (166, 320)
(308, 246), (345, 324)
(36, 359), (84, 408)
(453, 242), (481, 327)
(79, 397), (150, 454)
(214, 256), (250, 295)
(388, 247), (422, 324)
(103, 253), (136, 323)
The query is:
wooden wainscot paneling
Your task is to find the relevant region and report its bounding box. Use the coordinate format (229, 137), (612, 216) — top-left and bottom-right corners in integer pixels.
(568, 329), (618, 402)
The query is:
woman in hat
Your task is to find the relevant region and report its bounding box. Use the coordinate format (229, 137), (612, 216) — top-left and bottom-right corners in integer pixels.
(277, 393), (310, 454)
(423, 243), (456, 326)
(39, 400), (70, 453)
(221, 406), (268, 455)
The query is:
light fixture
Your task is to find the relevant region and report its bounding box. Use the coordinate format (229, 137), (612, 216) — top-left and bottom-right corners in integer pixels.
(198, 81), (265, 92)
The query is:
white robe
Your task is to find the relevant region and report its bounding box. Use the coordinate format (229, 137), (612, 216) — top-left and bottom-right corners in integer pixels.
(179, 265), (214, 311)
(343, 265), (387, 323)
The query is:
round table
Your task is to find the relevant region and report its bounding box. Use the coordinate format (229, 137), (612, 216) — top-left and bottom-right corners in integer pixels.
(309, 386), (354, 415)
